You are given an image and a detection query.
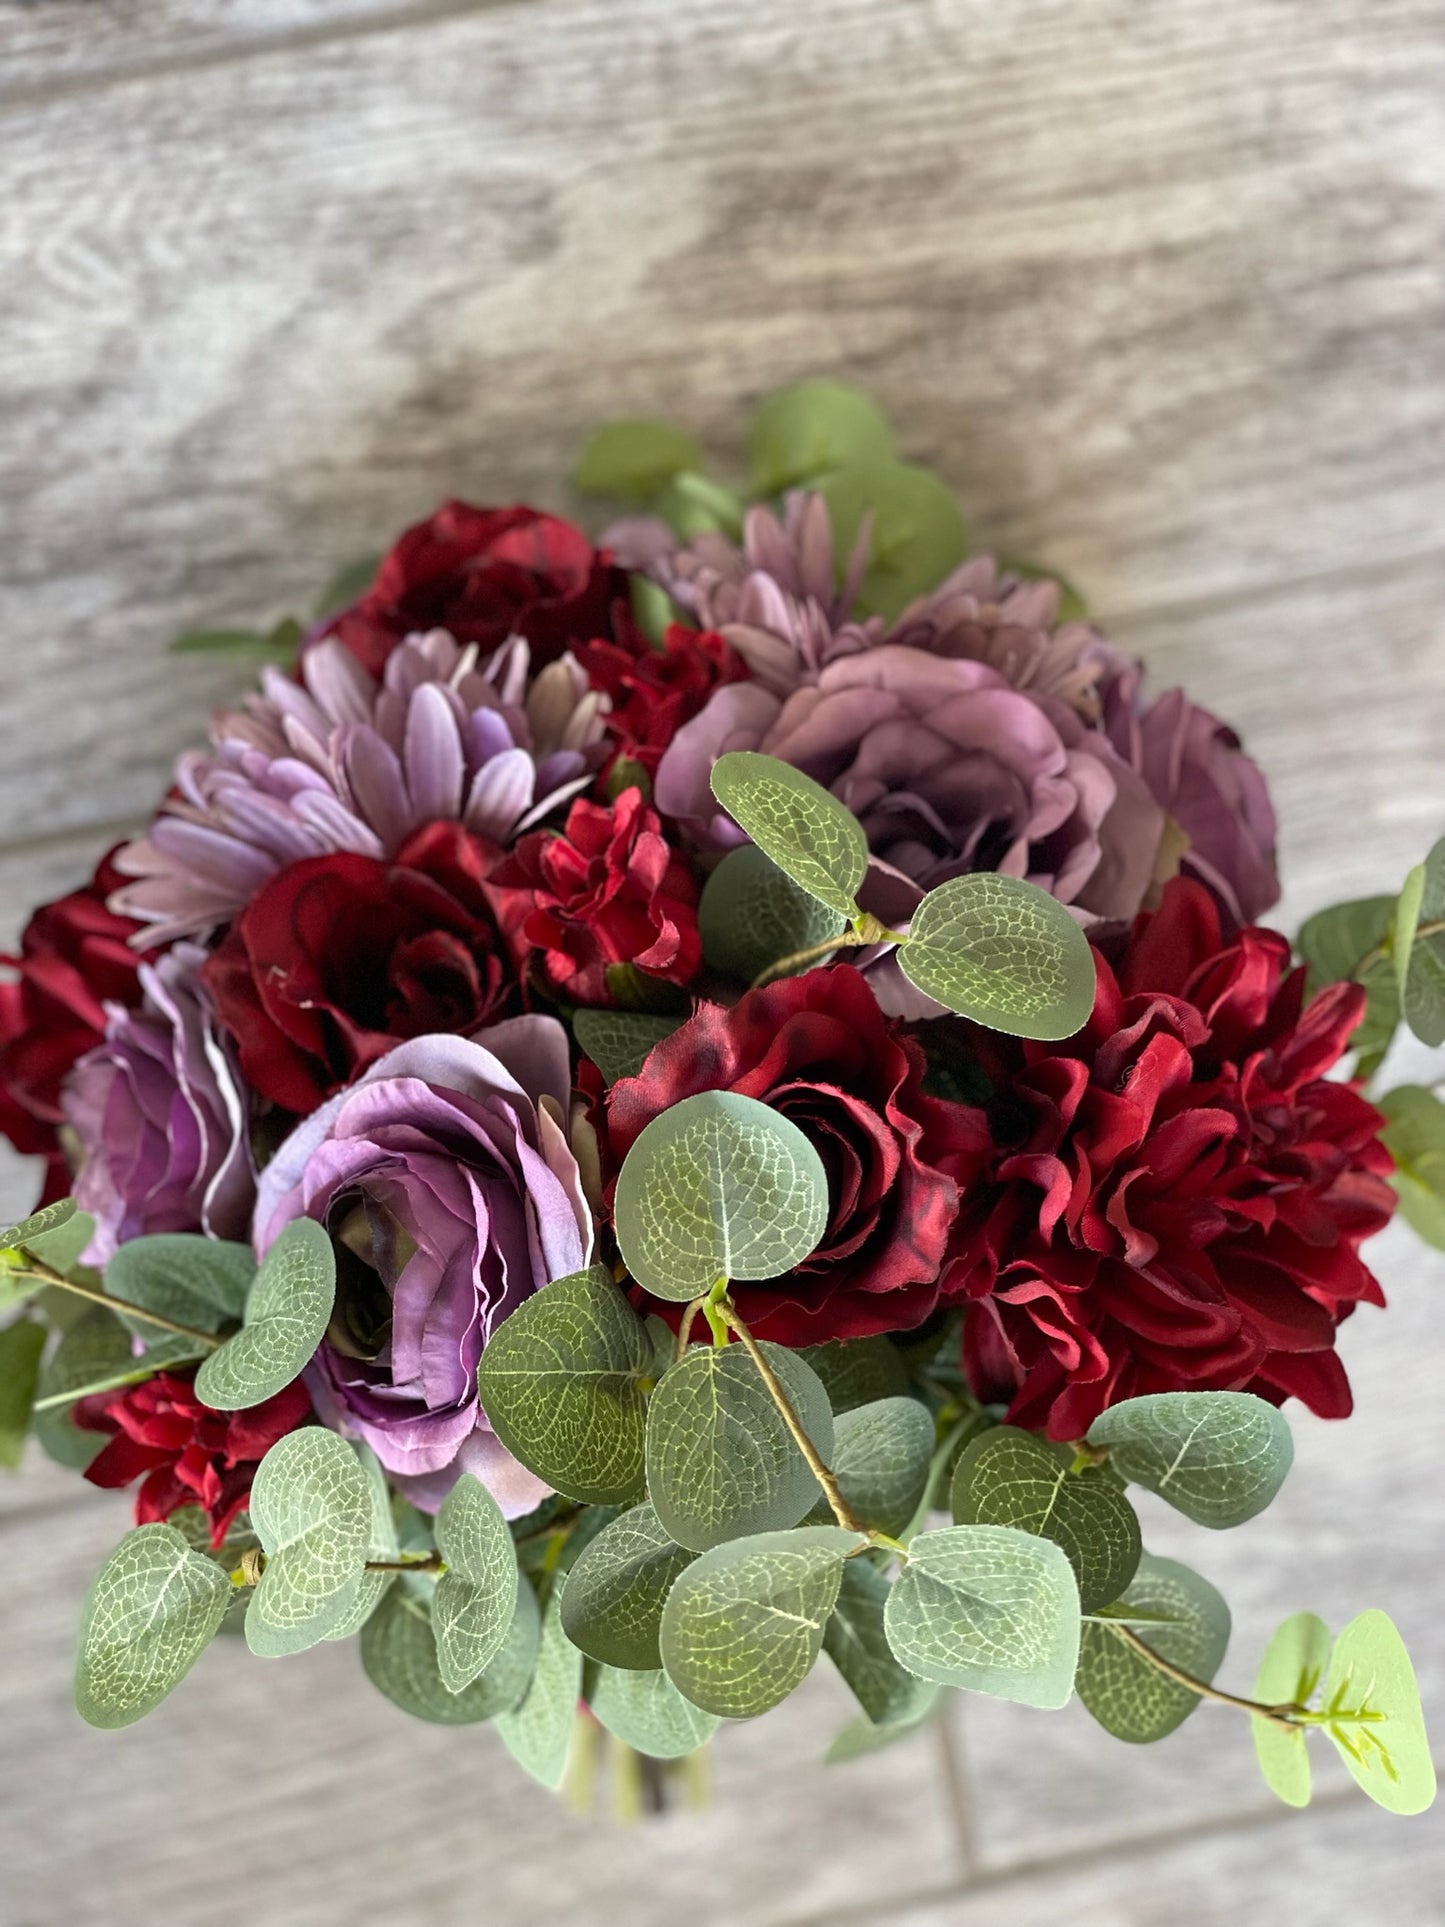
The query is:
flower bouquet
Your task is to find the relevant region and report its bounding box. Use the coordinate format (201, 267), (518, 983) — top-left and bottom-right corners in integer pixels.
(2, 382), (1439, 1817)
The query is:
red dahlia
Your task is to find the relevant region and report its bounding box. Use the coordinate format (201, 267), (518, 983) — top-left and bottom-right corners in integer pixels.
(946, 877), (1395, 1439)
(574, 618), (749, 785)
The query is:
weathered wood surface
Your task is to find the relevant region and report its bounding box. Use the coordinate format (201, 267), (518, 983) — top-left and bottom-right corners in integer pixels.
(2, 0), (1444, 1920)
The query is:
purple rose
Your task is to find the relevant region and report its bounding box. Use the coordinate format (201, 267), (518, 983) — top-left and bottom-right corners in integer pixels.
(63, 943), (254, 1268)
(252, 1021), (592, 1515)
(656, 645), (1164, 921)
(1099, 660), (1279, 926)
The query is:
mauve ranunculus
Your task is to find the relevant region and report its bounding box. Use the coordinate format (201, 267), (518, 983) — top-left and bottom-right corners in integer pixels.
(1099, 659), (1279, 926)
(656, 646), (1164, 921)
(253, 1023), (592, 1514)
(62, 943), (254, 1268)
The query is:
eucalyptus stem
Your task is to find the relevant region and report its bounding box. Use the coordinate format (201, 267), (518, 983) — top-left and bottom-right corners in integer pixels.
(10, 1248), (222, 1351)
(1355, 916), (1445, 980)
(363, 1554), (445, 1575)
(749, 930), (864, 991)
(1108, 1624), (1301, 1732)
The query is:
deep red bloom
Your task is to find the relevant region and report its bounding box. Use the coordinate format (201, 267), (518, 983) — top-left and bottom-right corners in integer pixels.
(602, 965), (989, 1343)
(204, 821), (517, 1114)
(0, 850), (144, 1202)
(575, 619), (749, 785)
(945, 878), (1395, 1439)
(490, 788), (702, 1006)
(76, 1372), (311, 1547)
(322, 501), (627, 679)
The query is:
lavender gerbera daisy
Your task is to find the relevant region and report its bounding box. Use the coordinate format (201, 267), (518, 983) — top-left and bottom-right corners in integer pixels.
(112, 630), (609, 944)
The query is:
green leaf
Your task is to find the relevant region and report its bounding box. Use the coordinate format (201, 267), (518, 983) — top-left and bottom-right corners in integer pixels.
(665, 471), (746, 540)
(697, 844), (850, 984)
(476, 1264), (652, 1504)
(169, 616), (302, 660)
(1379, 1084), (1445, 1250)
(495, 1589), (585, 1789)
(1086, 1391), (1293, 1529)
(313, 553), (381, 617)
(646, 1341), (834, 1552)
(817, 460), (968, 622)
(431, 1473), (519, 1692)
(824, 1559), (927, 1728)
(74, 1524), (233, 1728)
(825, 1681), (943, 1764)
(0, 1196), (77, 1251)
(571, 1008), (681, 1086)
(884, 1524), (1080, 1708)
(22, 1205), (97, 1279)
(29, 1307), (134, 1469)
(1252, 1611), (1332, 1808)
(194, 1219), (335, 1410)
(320, 1443), (399, 1643)
(575, 419), (706, 501)
(747, 380), (894, 496)
(660, 1525), (858, 1718)
(1076, 1553), (1231, 1742)
(1398, 839), (1445, 1047)
(949, 1425), (1141, 1615)
(588, 1665), (722, 1759)
(104, 1234), (255, 1342)
(799, 1336), (909, 1414)
(559, 1501), (695, 1671)
(807, 1397), (935, 1540)
(1393, 864), (1427, 998)
(629, 574), (677, 649)
(614, 1089), (830, 1303)
(898, 873), (1097, 1040)
(246, 1428), (371, 1657)
(709, 751), (869, 920)
(1297, 895), (1399, 1074)
(1, 1205), (99, 1314)
(361, 1577), (540, 1725)
(1321, 1611), (1436, 1816)
(0, 1316), (47, 1466)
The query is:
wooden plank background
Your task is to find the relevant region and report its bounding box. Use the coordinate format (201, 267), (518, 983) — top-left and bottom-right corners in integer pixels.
(2, 2), (1443, 1920)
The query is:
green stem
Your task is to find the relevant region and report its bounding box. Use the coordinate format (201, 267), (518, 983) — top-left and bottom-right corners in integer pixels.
(1355, 917), (1445, 980)
(749, 930), (865, 992)
(11, 1249), (222, 1351)
(1109, 1624), (1302, 1732)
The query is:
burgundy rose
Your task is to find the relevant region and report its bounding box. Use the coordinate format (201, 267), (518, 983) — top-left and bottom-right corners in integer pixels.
(575, 619), (750, 785)
(204, 820), (517, 1114)
(322, 501), (627, 679)
(602, 965), (990, 1344)
(943, 878), (1394, 1439)
(0, 850), (144, 1202)
(75, 1372), (311, 1548)
(491, 787), (701, 1007)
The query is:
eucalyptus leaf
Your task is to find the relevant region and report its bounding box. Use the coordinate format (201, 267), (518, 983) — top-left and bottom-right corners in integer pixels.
(0, 1316), (46, 1466)
(710, 752), (869, 920)
(75, 1524), (233, 1728)
(313, 553), (381, 617)
(432, 1473), (519, 1692)
(475, 1264), (652, 1504)
(30, 1306), (134, 1470)
(817, 460), (967, 622)
(321, 1443), (399, 1643)
(105, 1234), (255, 1342)
(0, 1196), (77, 1250)
(660, 1525), (858, 1718)
(194, 1219), (335, 1410)
(629, 575), (677, 649)
(667, 471), (746, 540)
(1076, 1553), (1231, 1743)
(559, 1502), (695, 1671)
(572, 1008), (681, 1086)
(1397, 839), (1445, 1047)
(1252, 1611), (1331, 1808)
(1086, 1391), (1293, 1529)
(824, 1559), (925, 1728)
(799, 1335), (910, 1414)
(1321, 1611), (1436, 1816)
(899, 873), (1096, 1040)
(698, 844), (849, 984)
(588, 1665), (722, 1759)
(825, 1681), (943, 1764)
(574, 419), (705, 500)
(747, 380), (894, 495)
(246, 1428), (371, 1657)
(614, 1089), (830, 1303)
(361, 1577), (540, 1725)
(1297, 895), (1398, 1075)
(949, 1425), (1141, 1615)
(646, 1340), (833, 1552)
(806, 1396), (934, 1540)
(884, 1524), (1080, 1708)
(495, 1589), (585, 1789)
(21, 1205), (97, 1279)
(1379, 1084), (1445, 1250)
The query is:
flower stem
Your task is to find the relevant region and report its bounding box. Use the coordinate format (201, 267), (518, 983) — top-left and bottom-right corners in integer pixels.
(1107, 1623), (1302, 1731)
(749, 931), (864, 992)
(1354, 917), (1445, 980)
(10, 1248), (222, 1351)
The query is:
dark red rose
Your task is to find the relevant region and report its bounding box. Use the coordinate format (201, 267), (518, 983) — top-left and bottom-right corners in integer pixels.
(575, 619), (749, 785)
(490, 787), (702, 1006)
(602, 965), (990, 1343)
(76, 1372), (311, 1548)
(0, 850), (144, 1202)
(944, 877), (1395, 1440)
(322, 501), (627, 679)
(204, 820), (517, 1114)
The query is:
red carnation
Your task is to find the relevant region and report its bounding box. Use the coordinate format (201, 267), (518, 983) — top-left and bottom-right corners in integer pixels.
(945, 877), (1395, 1439)
(204, 820), (517, 1115)
(491, 788), (702, 1006)
(0, 850), (144, 1203)
(575, 619), (749, 785)
(322, 501), (626, 679)
(76, 1372), (311, 1548)
(602, 965), (989, 1343)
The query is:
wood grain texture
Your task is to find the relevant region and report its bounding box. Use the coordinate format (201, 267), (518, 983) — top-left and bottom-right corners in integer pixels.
(3, 0), (1445, 840)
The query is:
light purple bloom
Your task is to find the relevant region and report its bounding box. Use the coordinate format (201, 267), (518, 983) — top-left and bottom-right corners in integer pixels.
(113, 630), (609, 944)
(252, 1021), (593, 1516)
(63, 943), (254, 1268)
